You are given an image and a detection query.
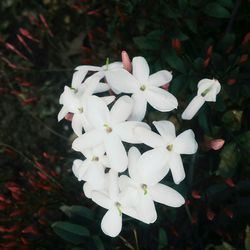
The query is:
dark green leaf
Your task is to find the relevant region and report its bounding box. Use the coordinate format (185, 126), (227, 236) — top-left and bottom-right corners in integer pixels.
(60, 205), (95, 220)
(92, 235), (105, 250)
(217, 143), (240, 177)
(158, 228), (168, 249)
(204, 3), (231, 18)
(52, 221), (90, 244)
(164, 49), (187, 73)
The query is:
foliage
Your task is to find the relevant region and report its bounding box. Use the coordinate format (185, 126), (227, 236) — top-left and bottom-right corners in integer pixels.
(0, 0), (249, 249)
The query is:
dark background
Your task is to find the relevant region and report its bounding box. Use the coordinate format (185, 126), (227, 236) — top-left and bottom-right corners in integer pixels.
(0, 0), (250, 249)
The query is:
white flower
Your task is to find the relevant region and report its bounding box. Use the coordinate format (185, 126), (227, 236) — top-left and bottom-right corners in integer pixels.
(72, 95), (149, 172)
(135, 121), (198, 184)
(181, 78), (221, 120)
(58, 74), (115, 135)
(105, 56), (177, 121)
(92, 170), (138, 237)
(119, 147), (185, 223)
(74, 61), (123, 89)
(72, 145), (109, 190)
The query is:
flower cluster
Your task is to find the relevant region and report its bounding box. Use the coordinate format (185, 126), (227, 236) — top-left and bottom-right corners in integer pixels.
(58, 52), (221, 237)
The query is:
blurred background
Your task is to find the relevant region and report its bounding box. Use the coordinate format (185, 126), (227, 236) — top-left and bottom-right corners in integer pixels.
(0, 0), (250, 249)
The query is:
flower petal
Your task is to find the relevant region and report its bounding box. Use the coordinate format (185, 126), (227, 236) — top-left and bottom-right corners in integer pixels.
(145, 86), (178, 112)
(104, 133), (128, 172)
(132, 56), (150, 83)
(149, 183), (185, 207)
(75, 65), (101, 71)
(134, 126), (164, 148)
(101, 207), (122, 237)
(108, 170), (119, 200)
(84, 163), (105, 189)
(92, 192), (112, 209)
(137, 148), (169, 186)
(114, 121), (150, 144)
(197, 78), (221, 102)
(82, 72), (105, 97)
(94, 83), (109, 94)
(72, 159), (89, 181)
(128, 147), (141, 181)
(101, 95), (116, 105)
(71, 114), (83, 136)
(148, 70), (172, 87)
(58, 106), (68, 121)
(137, 192), (157, 224)
(83, 182), (93, 198)
(71, 70), (88, 89)
(72, 130), (104, 151)
(173, 129), (198, 154)
(128, 92), (147, 121)
(110, 95), (134, 123)
(181, 95), (205, 120)
(105, 69), (139, 94)
(169, 153), (185, 184)
(86, 96), (110, 129)
(153, 120), (176, 142)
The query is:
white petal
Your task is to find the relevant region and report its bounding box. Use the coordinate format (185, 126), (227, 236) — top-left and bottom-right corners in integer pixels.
(101, 96), (115, 106)
(92, 192), (112, 209)
(104, 133), (128, 172)
(110, 95), (134, 123)
(58, 106), (68, 121)
(134, 126), (164, 148)
(137, 192), (157, 224)
(108, 170), (119, 200)
(128, 147), (141, 181)
(102, 61), (123, 71)
(181, 95), (205, 120)
(62, 86), (81, 113)
(114, 121), (149, 144)
(71, 114), (83, 136)
(80, 113), (93, 132)
(93, 83), (110, 94)
(71, 70), (88, 89)
(137, 148), (168, 186)
(86, 96), (110, 129)
(149, 183), (185, 207)
(75, 65), (101, 71)
(105, 69), (139, 94)
(72, 159), (89, 181)
(148, 70), (172, 87)
(101, 207), (122, 237)
(132, 57), (150, 83)
(84, 163), (105, 189)
(153, 120), (176, 141)
(83, 182), (93, 198)
(72, 130), (104, 151)
(128, 92), (147, 121)
(169, 153), (185, 184)
(173, 129), (198, 154)
(118, 175), (136, 191)
(145, 86), (178, 112)
(82, 72), (105, 97)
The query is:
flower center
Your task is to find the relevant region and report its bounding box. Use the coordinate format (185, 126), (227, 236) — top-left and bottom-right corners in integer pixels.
(70, 87), (78, 94)
(201, 87), (211, 97)
(78, 107), (83, 113)
(140, 85), (146, 91)
(166, 144), (173, 151)
(91, 156), (99, 161)
(104, 124), (112, 133)
(141, 184), (148, 195)
(115, 202), (122, 216)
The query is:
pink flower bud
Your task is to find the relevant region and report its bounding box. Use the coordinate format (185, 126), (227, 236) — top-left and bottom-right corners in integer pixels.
(209, 139), (225, 150)
(64, 113), (73, 121)
(121, 51), (132, 72)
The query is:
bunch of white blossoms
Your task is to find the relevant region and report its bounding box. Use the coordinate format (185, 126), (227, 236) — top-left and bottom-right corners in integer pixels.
(58, 52), (221, 237)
